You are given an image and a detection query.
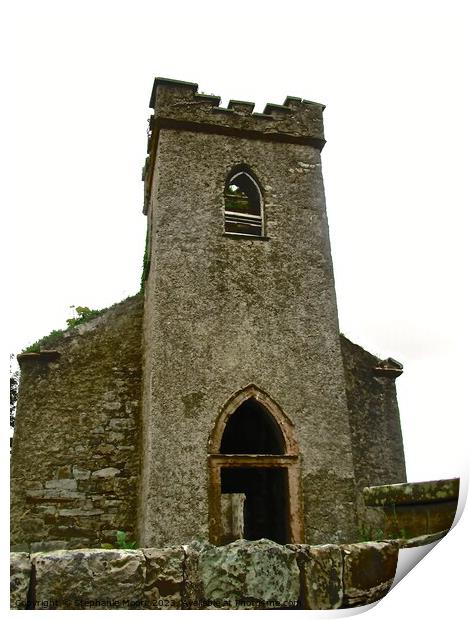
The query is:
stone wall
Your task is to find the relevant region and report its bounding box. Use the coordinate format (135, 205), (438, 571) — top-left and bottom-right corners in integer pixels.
(341, 335), (407, 492)
(10, 292), (408, 551)
(10, 295), (143, 552)
(10, 538), (399, 610)
(139, 79), (359, 547)
(363, 478), (459, 539)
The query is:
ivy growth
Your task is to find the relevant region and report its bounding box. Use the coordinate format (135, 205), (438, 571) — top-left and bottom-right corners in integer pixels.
(140, 233), (150, 292)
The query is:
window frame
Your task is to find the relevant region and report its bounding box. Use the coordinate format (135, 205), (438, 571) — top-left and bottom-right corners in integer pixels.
(223, 169), (265, 238)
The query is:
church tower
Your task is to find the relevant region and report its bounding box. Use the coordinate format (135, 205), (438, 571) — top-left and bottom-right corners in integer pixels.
(138, 78), (359, 547)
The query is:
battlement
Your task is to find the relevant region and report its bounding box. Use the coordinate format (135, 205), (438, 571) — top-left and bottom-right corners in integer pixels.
(142, 78), (326, 214)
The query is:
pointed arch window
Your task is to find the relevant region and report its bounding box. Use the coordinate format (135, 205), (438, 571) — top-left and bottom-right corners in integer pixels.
(224, 169), (263, 237)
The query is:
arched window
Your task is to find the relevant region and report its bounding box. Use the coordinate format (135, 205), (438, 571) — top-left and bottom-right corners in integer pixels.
(224, 169), (263, 237)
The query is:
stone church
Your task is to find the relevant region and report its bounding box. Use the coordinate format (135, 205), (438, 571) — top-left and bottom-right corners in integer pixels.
(11, 78), (406, 553)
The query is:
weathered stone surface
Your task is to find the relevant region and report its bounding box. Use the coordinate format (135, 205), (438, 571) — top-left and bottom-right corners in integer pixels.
(192, 539), (300, 609)
(145, 79), (325, 165)
(10, 552), (31, 609)
(181, 539), (211, 609)
(220, 493), (245, 544)
(10, 295), (142, 551)
(398, 530), (449, 548)
(142, 546), (185, 609)
(30, 540), (74, 553)
(10, 79), (410, 554)
(91, 467), (121, 478)
(341, 541), (398, 607)
(138, 94), (360, 547)
(45, 479), (77, 490)
(364, 478), (459, 506)
(363, 479), (459, 539)
(340, 336), (407, 497)
(32, 549), (145, 609)
(72, 466), (91, 480)
(293, 544), (343, 609)
(11, 540), (410, 611)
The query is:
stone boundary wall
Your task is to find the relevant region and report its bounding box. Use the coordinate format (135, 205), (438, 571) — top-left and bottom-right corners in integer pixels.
(11, 538), (399, 610)
(363, 478), (459, 539)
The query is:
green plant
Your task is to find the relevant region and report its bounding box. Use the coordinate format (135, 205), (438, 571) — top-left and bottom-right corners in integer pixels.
(140, 234), (150, 292)
(382, 503), (412, 540)
(100, 530), (137, 550)
(22, 308), (105, 353)
(21, 293), (143, 354)
(357, 523), (384, 542)
(23, 329), (67, 353)
(66, 306), (105, 328)
(115, 530), (137, 549)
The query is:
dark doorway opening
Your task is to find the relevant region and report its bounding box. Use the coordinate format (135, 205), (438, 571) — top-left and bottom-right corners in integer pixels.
(220, 398), (285, 455)
(221, 467), (289, 544)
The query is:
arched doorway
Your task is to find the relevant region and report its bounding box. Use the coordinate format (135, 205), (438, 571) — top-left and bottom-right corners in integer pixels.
(208, 385), (303, 545)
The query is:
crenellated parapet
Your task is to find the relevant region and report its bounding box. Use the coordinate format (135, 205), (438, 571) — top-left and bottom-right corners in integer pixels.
(142, 78), (326, 214)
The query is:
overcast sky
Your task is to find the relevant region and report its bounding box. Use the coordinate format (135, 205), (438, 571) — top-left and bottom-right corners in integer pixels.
(6, 0), (469, 511)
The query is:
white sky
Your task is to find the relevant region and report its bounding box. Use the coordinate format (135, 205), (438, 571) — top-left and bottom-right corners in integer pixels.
(6, 0), (469, 482)
(3, 0), (469, 614)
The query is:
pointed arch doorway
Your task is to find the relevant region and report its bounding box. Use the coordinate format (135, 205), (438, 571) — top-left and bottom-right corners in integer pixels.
(208, 385), (303, 545)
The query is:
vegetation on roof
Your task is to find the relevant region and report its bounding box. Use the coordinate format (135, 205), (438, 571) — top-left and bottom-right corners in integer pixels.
(22, 294), (142, 354)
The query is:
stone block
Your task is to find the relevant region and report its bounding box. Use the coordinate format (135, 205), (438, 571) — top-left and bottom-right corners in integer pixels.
(91, 467), (121, 478)
(58, 508), (104, 517)
(220, 493), (245, 544)
(142, 546), (185, 609)
(57, 465), (72, 479)
(30, 540), (81, 553)
(188, 539), (300, 609)
(109, 418), (135, 430)
(72, 466), (91, 480)
(45, 479), (77, 491)
(103, 401), (122, 411)
(32, 549), (145, 609)
(293, 543), (343, 609)
(341, 541), (398, 607)
(181, 539), (210, 609)
(25, 489), (84, 501)
(10, 552), (31, 609)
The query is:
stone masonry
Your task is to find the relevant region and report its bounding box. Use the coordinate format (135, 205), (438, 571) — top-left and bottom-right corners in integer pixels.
(11, 79), (408, 552)
(139, 78), (358, 547)
(11, 295), (406, 551)
(11, 295), (143, 551)
(10, 538), (399, 610)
